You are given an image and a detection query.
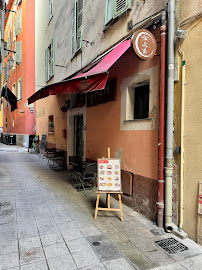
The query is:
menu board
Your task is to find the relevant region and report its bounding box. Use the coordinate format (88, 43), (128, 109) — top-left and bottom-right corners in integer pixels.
(97, 158), (121, 192)
(40, 134), (46, 149)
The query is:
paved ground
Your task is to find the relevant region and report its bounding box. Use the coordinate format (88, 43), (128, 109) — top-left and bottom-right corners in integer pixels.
(0, 143), (202, 270)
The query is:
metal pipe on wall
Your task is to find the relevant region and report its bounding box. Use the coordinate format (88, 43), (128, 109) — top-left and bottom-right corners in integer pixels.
(0, 0), (5, 75)
(178, 49), (185, 231)
(157, 10), (166, 228)
(165, 0), (175, 232)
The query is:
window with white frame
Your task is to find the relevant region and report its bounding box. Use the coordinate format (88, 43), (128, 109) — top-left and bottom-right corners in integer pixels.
(120, 66), (158, 131)
(72, 0), (83, 56)
(105, 0), (131, 25)
(17, 78), (22, 100)
(126, 81), (150, 121)
(45, 39), (54, 82)
(49, 0), (53, 20)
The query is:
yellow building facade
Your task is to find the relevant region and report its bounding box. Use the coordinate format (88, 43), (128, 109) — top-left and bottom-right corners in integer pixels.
(174, 0), (202, 242)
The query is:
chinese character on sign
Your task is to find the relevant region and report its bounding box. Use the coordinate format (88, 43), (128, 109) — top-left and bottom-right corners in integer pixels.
(132, 29), (157, 60)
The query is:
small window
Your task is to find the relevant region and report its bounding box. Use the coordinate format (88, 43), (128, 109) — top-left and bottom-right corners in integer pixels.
(134, 83), (149, 120)
(48, 115), (54, 134)
(105, 0), (131, 25)
(5, 118), (7, 133)
(12, 118), (15, 127)
(45, 39), (54, 82)
(126, 81), (150, 121)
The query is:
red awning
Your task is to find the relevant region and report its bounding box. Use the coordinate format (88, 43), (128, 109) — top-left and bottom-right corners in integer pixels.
(28, 40), (131, 105)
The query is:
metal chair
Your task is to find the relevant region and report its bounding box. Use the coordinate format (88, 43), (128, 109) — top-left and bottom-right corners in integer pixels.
(69, 156), (83, 184)
(75, 163), (97, 195)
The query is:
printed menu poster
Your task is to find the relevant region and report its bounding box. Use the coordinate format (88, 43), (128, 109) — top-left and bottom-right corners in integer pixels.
(97, 158), (121, 192)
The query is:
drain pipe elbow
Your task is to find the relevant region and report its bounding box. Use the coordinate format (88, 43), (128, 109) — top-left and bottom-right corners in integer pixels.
(165, 222), (178, 233)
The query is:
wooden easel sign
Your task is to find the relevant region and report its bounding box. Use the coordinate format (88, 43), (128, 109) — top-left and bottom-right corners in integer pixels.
(94, 150), (123, 222)
(97, 158), (122, 192)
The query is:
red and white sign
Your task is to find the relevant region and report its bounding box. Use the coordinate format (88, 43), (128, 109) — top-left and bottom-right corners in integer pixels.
(131, 29), (157, 60)
(97, 158), (122, 192)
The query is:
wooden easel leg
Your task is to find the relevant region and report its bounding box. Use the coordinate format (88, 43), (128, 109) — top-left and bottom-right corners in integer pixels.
(94, 193), (100, 220)
(118, 194), (124, 222)
(108, 194), (110, 209)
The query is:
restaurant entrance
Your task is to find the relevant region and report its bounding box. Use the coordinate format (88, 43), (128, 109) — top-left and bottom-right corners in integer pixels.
(74, 114), (84, 160)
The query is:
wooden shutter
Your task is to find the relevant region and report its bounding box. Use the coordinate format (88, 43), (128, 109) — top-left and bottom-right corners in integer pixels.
(7, 33), (11, 50)
(15, 42), (21, 63)
(18, 10), (22, 34)
(49, 0), (53, 19)
(15, 10), (22, 35)
(15, 12), (19, 35)
(105, 0), (114, 25)
(51, 38), (54, 77)
(72, 2), (76, 56)
(13, 23), (16, 42)
(45, 48), (48, 82)
(113, 0), (131, 18)
(4, 64), (7, 82)
(4, 41), (8, 57)
(76, 0), (83, 51)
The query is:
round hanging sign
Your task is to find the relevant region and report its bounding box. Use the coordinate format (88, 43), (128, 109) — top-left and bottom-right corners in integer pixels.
(131, 29), (157, 60)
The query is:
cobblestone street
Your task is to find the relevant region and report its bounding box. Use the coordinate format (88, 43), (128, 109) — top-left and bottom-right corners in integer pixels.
(0, 144), (202, 270)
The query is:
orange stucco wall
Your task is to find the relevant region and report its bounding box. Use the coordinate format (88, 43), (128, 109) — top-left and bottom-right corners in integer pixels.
(86, 47), (160, 180)
(3, 0), (35, 135)
(36, 95), (67, 151)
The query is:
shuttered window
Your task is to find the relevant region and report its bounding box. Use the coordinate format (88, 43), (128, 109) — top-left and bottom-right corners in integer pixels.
(17, 78), (22, 100)
(72, 0), (83, 56)
(15, 10), (22, 36)
(105, 0), (131, 25)
(15, 41), (21, 64)
(4, 42), (8, 57)
(49, 0), (53, 20)
(7, 31), (11, 50)
(4, 63), (7, 83)
(45, 39), (54, 82)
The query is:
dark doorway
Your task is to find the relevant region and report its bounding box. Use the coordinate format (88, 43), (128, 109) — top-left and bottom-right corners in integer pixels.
(74, 115), (83, 159)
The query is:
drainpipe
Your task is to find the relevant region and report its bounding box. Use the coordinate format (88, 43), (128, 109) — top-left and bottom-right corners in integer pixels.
(165, 0), (176, 232)
(157, 10), (166, 228)
(178, 48), (185, 231)
(0, 0), (5, 75)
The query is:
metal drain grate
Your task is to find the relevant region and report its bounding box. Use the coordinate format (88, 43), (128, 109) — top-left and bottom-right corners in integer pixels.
(155, 238), (188, 254)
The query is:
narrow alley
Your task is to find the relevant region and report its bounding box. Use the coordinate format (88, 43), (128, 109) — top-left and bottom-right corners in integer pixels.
(0, 144), (202, 270)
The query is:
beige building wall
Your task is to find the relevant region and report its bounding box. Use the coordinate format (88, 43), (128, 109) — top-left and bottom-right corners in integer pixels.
(175, 0), (202, 241)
